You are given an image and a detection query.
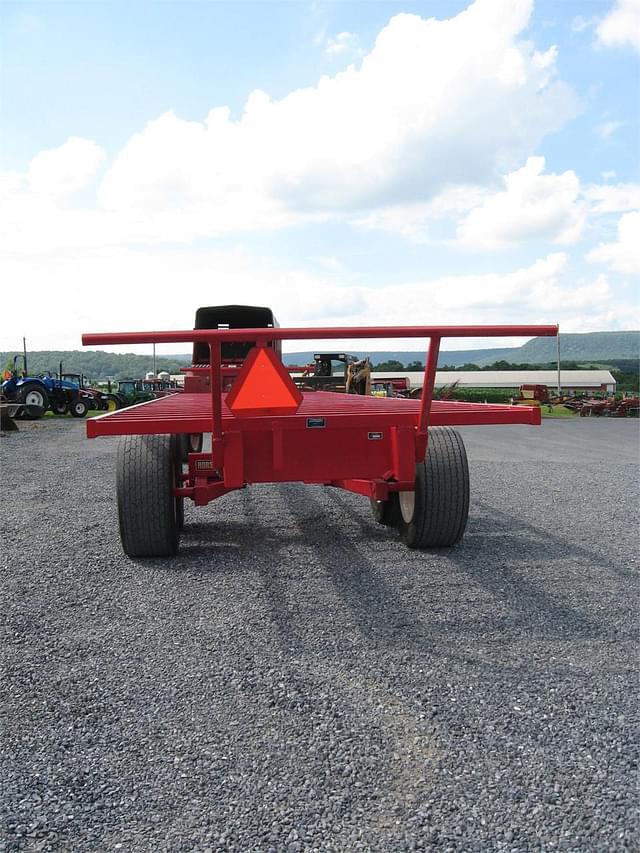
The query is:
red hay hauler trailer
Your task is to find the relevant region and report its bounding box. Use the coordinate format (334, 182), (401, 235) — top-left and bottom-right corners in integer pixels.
(83, 306), (557, 558)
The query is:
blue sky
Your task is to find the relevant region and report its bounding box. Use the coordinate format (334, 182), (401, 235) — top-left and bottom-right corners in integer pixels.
(1, 0), (638, 352)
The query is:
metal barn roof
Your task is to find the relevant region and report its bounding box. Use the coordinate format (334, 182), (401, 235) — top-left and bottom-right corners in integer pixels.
(372, 370), (616, 390)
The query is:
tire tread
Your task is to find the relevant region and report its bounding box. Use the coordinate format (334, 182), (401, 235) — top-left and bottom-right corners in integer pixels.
(401, 426), (469, 548)
(117, 434), (179, 557)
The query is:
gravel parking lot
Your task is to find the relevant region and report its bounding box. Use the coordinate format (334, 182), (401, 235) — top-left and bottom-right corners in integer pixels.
(1, 418), (638, 852)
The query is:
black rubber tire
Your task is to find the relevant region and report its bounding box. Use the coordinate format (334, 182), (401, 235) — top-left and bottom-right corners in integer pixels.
(20, 404), (45, 420)
(175, 491), (184, 532)
(172, 435), (185, 531)
(51, 400), (68, 415)
(17, 383), (49, 415)
(104, 394), (121, 412)
(69, 399), (88, 418)
(397, 427), (469, 548)
(370, 494), (399, 526)
(117, 434), (180, 557)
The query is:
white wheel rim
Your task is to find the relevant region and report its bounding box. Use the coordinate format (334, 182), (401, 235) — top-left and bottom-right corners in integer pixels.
(399, 490), (415, 523)
(25, 391), (44, 407)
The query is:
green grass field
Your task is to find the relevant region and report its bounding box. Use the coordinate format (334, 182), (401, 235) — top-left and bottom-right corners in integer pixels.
(541, 405), (576, 418)
(43, 408), (103, 419)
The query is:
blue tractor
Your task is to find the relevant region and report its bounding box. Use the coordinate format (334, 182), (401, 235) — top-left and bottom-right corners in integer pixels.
(2, 355), (89, 419)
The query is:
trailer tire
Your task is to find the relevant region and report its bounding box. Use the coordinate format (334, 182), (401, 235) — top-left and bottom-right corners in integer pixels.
(175, 492), (184, 531)
(117, 434), (180, 557)
(370, 494), (399, 526)
(397, 427), (469, 549)
(69, 399), (88, 418)
(172, 435), (185, 531)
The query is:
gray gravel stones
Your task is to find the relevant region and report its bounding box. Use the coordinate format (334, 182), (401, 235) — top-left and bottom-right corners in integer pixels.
(1, 418), (638, 851)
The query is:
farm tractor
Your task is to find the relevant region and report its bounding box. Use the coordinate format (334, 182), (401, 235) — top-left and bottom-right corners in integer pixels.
(1, 355), (90, 419)
(100, 377), (182, 412)
(108, 380), (155, 410)
(292, 353), (372, 394)
(58, 369), (111, 412)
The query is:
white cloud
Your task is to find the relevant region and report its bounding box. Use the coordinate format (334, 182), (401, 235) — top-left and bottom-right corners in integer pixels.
(571, 15), (599, 33)
(585, 183), (640, 213)
(587, 210), (640, 274)
(28, 137), (105, 196)
(595, 120), (624, 140)
(456, 157), (585, 249)
(357, 157), (593, 249)
(596, 0), (640, 52)
(352, 203), (434, 243)
(352, 185), (487, 242)
(457, 157), (585, 249)
(3, 0), (630, 357)
(355, 172), (640, 247)
(595, 119), (624, 139)
(324, 31), (363, 58)
(0, 1), (580, 255)
(94, 2), (576, 226)
(2, 247), (632, 354)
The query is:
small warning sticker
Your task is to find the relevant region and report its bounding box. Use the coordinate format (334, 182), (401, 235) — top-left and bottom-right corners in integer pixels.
(368, 431), (383, 440)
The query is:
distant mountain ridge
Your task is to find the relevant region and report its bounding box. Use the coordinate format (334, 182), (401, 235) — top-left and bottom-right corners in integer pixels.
(282, 347), (511, 366)
(283, 331), (639, 368)
(511, 331), (639, 365)
(2, 331), (637, 380)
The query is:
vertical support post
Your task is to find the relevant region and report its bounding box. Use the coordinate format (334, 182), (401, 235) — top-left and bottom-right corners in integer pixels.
(153, 343), (157, 379)
(416, 336), (441, 461)
(556, 328), (561, 399)
(209, 337), (223, 444)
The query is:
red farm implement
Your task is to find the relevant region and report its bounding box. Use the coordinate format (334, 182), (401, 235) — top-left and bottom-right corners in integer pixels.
(83, 307), (557, 558)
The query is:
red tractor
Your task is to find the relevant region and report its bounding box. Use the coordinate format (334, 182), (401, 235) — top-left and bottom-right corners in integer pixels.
(58, 370), (108, 411)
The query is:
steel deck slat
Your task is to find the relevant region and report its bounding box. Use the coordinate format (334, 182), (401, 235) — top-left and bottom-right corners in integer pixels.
(87, 392), (540, 437)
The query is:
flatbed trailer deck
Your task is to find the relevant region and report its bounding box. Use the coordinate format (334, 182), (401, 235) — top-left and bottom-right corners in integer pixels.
(83, 320), (558, 557)
(87, 392), (541, 437)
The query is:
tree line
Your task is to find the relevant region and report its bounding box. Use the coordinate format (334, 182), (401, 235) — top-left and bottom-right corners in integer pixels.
(1, 350), (190, 381)
(2, 350), (636, 394)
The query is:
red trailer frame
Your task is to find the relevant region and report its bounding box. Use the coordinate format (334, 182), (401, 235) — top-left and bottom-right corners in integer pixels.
(83, 322), (557, 557)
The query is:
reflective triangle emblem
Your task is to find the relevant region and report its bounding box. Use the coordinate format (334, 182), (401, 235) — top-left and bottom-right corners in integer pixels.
(226, 347), (303, 416)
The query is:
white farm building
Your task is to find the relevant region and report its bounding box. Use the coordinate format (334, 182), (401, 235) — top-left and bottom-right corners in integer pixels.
(372, 370), (617, 394)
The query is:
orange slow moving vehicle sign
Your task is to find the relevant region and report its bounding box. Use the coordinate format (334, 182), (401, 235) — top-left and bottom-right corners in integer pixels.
(226, 346), (303, 416)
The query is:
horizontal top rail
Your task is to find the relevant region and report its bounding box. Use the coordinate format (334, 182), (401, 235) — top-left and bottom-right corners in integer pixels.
(82, 324), (558, 346)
